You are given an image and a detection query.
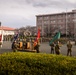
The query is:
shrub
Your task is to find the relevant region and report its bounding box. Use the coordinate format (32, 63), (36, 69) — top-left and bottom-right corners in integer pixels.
(0, 52), (76, 75)
(54, 38), (68, 44)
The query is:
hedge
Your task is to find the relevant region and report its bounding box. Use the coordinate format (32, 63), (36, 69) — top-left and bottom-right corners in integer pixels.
(0, 52), (76, 75)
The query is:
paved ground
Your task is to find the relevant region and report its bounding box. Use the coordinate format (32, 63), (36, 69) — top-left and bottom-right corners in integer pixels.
(0, 41), (12, 54)
(40, 42), (76, 56)
(0, 41), (76, 56)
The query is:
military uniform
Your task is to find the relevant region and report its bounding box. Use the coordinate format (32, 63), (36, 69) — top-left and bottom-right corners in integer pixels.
(50, 43), (55, 54)
(12, 41), (18, 52)
(67, 41), (72, 56)
(31, 40), (34, 50)
(34, 41), (40, 53)
(22, 39), (27, 49)
(55, 44), (60, 55)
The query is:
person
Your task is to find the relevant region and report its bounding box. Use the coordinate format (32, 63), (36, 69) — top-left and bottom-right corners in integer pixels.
(31, 40), (34, 50)
(34, 40), (40, 53)
(50, 42), (55, 54)
(0, 41), (2, 48)
(11, 40), (18, 52)
(22, 39), (27, 49)
(67, 40), (72, 56)
(16, 37), (20, 44)
(55, 41), (60, 55)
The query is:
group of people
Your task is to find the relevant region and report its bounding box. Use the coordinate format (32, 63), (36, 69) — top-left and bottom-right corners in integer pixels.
(11, 37), (73, 56)
(11, 38), (40, 53)
(50, 40), (72, 56)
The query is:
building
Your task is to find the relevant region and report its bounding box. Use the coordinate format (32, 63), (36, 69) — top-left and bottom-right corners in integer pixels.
(36, 10), (76, 38)
(0, 26), (15, 41)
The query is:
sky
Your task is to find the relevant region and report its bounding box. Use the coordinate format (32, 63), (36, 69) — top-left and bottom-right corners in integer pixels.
(0, 0), (76, 28)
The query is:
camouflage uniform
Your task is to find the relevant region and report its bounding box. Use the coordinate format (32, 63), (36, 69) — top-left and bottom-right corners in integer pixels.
(31, 40), (34, 50)
(12, 41), (18, 52)
(67, 41), (72, 56)
(50, 43), (55, 54)
(34, 41), (40, 53)
(22, 39), (27, 49)
(55, 43), (60, 55)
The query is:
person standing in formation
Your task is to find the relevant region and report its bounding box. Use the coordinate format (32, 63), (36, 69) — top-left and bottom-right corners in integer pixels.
(34, 40), (40, 53)
(11, 40), (18, 52)
(50, 42), (55, 54)
(55, 41), (60, 55)
(67, 40), (72, 56)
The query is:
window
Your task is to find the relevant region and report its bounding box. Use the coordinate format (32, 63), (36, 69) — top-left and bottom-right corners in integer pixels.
(44, 20), (49, 24)
(50, 20), (56, 23)
(37, 17), (42, 20)
(43, 16), (49, 20)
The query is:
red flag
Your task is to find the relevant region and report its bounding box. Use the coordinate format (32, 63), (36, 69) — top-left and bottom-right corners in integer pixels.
(34, 29), (40, 47)
(0, 34), (2, 41)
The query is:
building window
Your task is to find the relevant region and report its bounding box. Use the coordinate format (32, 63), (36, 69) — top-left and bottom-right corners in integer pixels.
(37, 17), (42, 20)
(43, 16), (49, 20)
(37, 20), (42, 25)
(50, 20), (56, 23)
(44, 20), (49, 24)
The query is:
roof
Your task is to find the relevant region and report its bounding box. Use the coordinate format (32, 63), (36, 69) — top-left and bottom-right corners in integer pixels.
(36, 10), (76, 17)
(0, 26), (15, 31)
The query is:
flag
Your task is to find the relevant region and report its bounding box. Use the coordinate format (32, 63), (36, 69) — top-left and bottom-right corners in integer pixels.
(49, 31), (61, 45)
(0, 34), (2, 41)
(0, 34), (3, 47)
(14, 33), (19, 41)
(34, 28), (40, 47)
(0, 34), (3, 42)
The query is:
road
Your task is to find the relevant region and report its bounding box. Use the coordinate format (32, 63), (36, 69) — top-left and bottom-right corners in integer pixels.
(0, 41), (76, 56)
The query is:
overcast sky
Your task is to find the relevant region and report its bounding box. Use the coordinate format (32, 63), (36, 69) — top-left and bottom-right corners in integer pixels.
(0, 0), (76, 28)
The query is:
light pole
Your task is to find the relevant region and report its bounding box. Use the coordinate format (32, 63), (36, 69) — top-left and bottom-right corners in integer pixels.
(74, 19), (76, 41)
(65, 9), (67, 38)
(73, 12), (76, 45)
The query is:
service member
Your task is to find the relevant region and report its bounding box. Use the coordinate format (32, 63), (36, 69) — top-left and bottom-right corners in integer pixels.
(67, 41), (72, 56)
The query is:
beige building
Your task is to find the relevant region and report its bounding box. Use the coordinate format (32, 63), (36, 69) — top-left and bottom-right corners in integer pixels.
(36, 10), (76, 39)
(0, 26), (15, 41)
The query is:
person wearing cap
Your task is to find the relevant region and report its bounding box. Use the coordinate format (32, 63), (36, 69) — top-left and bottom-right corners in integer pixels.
(55, 41), (60, 55)
(34, 40), (40, 53)
(31, 40), (34, 50)
(67, 40), (72, 56)
(50, 42), (55, 54)
(11, 40), (18, 52)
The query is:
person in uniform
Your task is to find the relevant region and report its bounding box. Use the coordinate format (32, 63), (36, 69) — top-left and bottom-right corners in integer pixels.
(34, 40), (40, 53)
(11, 40), (18, 52)
(67, 40), (72, 56)
(22, 39), (27, 49)
(55, 41), (60, 55)
(31, 40), (34, 50)
(50, 42), (55, 54)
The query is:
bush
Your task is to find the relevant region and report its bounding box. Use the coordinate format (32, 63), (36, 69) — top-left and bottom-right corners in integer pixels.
(0, 52), (76, 75)
(54, 38), (68, 44)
